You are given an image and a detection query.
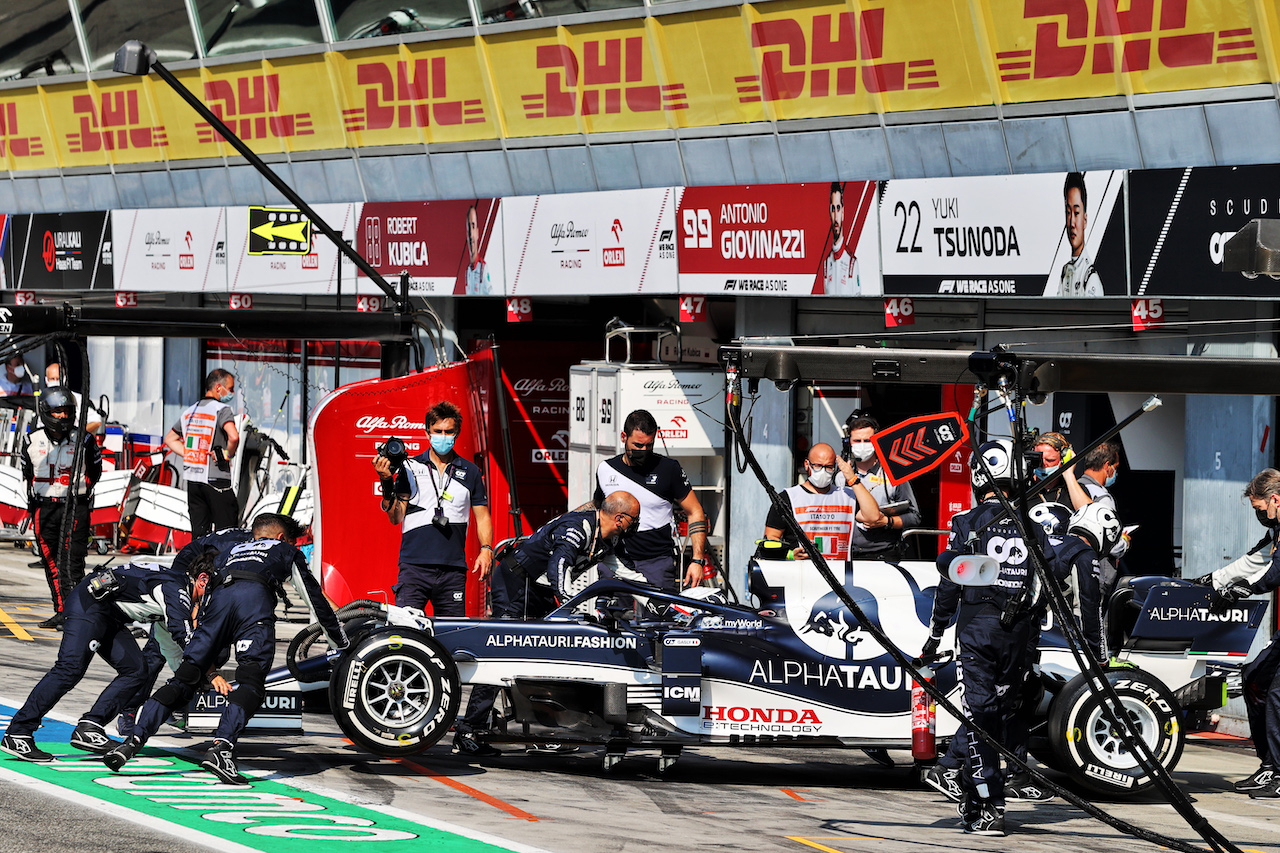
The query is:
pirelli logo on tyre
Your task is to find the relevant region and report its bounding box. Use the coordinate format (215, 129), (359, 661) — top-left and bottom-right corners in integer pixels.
(342, 659), (365, 710)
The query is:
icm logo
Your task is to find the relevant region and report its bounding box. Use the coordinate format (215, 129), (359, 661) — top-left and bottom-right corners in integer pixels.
(663, 685), (700, 701)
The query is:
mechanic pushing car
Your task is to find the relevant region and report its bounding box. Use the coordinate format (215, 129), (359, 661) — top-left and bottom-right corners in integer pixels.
(0, 551), (218, 762)
(452, 491), (641, 758)
(103, 514), (348, 784)
(923, 439), (1090, 836)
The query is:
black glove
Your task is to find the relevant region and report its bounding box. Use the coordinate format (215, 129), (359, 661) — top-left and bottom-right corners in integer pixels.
(379, 477), (396, 502)
(1209, 583), (1252, 615)
(1190, 572), (1215, 587)
(912, 634), (944, 668)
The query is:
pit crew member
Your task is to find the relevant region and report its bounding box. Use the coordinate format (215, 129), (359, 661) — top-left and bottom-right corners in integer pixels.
(763, 442), (883, 561)
(453, 492), (640, 757)
(164, 369), (239, 539)
(594, 409), (706, 591)
(923, 439), (1079, 836)
(104, 514), (347, 784)
(1031, 432), (1073, 506)
(375, 400), (493, 616)
(1064, 441), (1128, 597)
(23, 386), (103, 630)
(1209, 469), (1280, 798)
(0, 552), (217, 762)
(842, 412), (919, 556)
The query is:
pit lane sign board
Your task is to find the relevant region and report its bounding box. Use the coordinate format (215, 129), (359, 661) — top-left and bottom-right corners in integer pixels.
(872, 413), (970, 485)
(247, 206), (312, 255)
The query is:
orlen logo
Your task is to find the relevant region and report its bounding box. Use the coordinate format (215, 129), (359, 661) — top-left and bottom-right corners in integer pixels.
(355, 414), (426, 434)
(702, 706), (820, 724)
(603, 223), (625, 267)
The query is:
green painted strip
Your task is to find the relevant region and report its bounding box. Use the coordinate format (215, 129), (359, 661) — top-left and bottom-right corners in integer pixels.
(0, 708), (538, 853)
(6, 745), (521, 851)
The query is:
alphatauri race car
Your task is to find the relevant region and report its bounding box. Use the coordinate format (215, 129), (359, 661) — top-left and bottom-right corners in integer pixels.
(288, 554), (1266, 795)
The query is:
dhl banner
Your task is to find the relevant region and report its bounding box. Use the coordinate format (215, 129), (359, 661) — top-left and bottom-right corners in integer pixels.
(1, 0), (1273, 174)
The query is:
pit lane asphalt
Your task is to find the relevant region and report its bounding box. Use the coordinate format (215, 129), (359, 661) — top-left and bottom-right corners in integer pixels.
(1, 548), (1277, 853)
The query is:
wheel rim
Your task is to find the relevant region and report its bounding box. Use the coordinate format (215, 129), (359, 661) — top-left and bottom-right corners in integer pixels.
(1083, 696), (1161, 770)
(362, 654), (436, 728)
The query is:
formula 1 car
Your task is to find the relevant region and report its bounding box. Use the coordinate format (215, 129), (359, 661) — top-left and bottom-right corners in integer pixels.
(288, 553), (1267, 795)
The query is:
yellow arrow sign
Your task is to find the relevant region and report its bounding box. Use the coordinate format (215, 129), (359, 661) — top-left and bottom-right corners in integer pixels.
(250, 219), (309, 244)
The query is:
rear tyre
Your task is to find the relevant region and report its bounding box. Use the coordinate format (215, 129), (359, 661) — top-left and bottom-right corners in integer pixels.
(1046, 668), (1183, 795)
(330, 627), (460, 757)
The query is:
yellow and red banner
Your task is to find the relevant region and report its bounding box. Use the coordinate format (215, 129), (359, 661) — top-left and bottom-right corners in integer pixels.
(0, 0), (1274, 174)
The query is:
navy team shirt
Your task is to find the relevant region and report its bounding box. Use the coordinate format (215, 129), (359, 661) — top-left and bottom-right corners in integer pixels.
(395, 452), (487, 569)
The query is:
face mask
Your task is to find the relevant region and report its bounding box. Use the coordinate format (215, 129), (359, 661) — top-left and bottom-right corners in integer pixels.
(218, 392), (234, 404)
(628, 448), (650, 468)
(12, 365), (24, 379)
(46, 378), (59, 388)
(430, 434), (456, 455)
(1257, 508), (1280, 530)
(808, 467), (835, 489)
(1104, 471), (1117, 488)
(1034, 464), (1059, 480)
(850, 442), (875, 461)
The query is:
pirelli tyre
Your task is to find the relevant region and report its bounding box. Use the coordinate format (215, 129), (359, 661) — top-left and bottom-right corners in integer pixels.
(1046, 668), (1184, 795)
(330, 627), (461, 757)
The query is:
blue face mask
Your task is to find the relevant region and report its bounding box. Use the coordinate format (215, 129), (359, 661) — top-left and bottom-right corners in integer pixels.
(218, 392), (234, 404)
(1034, 464), (1059, 480)
(1105, 470), (1117, 488)
(430, 434), (456, 455)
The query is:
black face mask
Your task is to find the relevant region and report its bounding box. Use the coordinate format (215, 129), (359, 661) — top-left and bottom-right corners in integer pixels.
(1257, 508), (1279, 530)
(627, 448), (650, 468)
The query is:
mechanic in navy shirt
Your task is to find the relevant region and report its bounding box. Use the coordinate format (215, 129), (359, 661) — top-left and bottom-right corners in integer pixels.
(374, 401), (494, 616)
(1, 551), (217, 762)
(453, 491), (640, 757)
(594, 409), (707, 591)
(104, 514), (347, 784)
(923, 439), (1079, 836)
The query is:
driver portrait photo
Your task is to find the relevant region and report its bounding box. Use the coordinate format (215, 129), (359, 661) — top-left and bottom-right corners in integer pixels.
(816, 182), (862, 296)
(461, 203), (491, 296)
(1045, 172), (1103, 297)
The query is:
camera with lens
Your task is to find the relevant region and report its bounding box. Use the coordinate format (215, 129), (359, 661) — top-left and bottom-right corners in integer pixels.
(377, 436), (409, 471)
(432, 505), (450, 531)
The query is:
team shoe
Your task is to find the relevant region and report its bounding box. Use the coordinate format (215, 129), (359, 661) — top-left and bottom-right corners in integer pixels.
(103, 736), (142, 772)
(956, 797), (981, 828)
(201, 739), (248, 785)
(453, 732), (502, 758)
(1234, 765), (1275, 792)
(116, 710), (136, 738)
(70, 720), (114, 754)
(37, 613), (65, 630)
(1248, 777), (1280, 800)
(965, 804), (1007, 837)
(1, 733), (54, 763)
(1004, 773), (1054, 803)
(923, 763), (964, 802)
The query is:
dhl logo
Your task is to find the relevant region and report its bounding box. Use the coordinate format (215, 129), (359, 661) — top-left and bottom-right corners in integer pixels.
(999, 0), (1256, 81)
(522, 37), (688, 119)
(197, 74), (314, 142)
(344, 58), (485, 131)
(741, 10), (937, 103)
(67, 89), (167, 153)
(0, 103), (44, 158)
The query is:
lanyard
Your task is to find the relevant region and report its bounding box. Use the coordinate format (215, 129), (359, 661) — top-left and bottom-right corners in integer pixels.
(427, 461), (456, 510)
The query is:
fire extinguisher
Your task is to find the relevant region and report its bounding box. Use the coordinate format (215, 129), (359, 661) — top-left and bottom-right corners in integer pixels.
(911, 665), (936, 761)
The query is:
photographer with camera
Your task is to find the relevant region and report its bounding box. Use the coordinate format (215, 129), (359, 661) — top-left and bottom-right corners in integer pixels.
(164, 369), (239, 539)
(372, 401), (493, 616)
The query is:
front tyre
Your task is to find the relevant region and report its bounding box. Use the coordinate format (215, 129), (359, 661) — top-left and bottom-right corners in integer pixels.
(1046, 668), (1183, 795)
(330, 627), (461, 757)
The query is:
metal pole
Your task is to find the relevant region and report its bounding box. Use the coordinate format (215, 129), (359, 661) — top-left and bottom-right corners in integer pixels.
(142, 54), (402, 309)
(300, 340), (309, 466)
